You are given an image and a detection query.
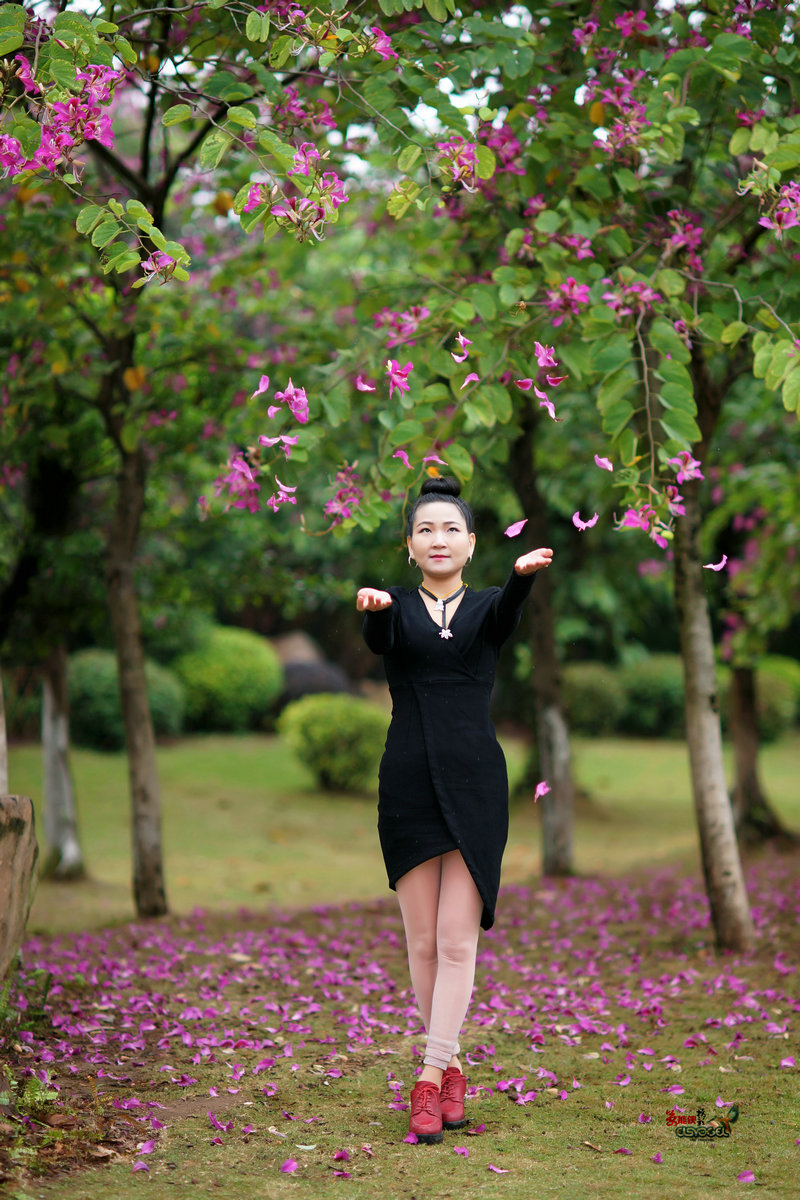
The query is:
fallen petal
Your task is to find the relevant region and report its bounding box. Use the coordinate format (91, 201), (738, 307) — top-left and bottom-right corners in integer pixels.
(504, 518), (528, 538)
(594, 455), (613, 471)
(703, 555), (728, 571)
(737, 1170), (755, 1183)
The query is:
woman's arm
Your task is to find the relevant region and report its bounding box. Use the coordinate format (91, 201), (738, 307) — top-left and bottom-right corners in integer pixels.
(358, 587), (396, 654)
(491, 547), (553, 644)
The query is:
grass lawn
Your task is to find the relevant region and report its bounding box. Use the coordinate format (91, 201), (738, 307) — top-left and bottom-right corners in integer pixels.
(9, 732), (800, 935)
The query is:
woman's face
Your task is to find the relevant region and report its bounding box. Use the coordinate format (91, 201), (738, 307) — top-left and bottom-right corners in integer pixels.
(407, 501), (476, 581)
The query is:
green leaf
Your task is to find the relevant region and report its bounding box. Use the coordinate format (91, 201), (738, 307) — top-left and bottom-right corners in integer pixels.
(246, 10), (267, 41)
(721, 320), (748, 346)
(269, 34), (293, 68)
(474, 145), (495, 180)
(111, 251), (142, 274)
(90, 219), (121, 249)
(468, 285), (496, 321)
(654, 268), (686, 297)
(76, 205), (105, 235)
(602, 399), (635, 440)
(389, 420), (425, 445)
(534, 209), (562, 235)
(782, 367), (800, 412)
(208, 0), (228, 7)
(397, 144), (422, 172)
(108, 198), (124, 217)
(464, 393), (496, 427)
(114, 35), (137, 65)
(126, 199), (151, 219)
(597, 368), (637, 413)
(613, 168), (639, 194)
(482, 383), (513, 423)
(321, 387), (350, 426)
(728, 126), (751, 156)
(199, 129), (233, 170)
(163, 104), (192, 126)
(659, 383), (696, 414)
(444, 443), (473, 482)
(10, 116), (41, 159)
(226, 105), (256, 129)
(450, 299), (475, 324)
(424, 0), (448, 21)
(590, 336), (633, 374)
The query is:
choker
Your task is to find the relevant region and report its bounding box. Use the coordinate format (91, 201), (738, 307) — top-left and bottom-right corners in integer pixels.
(419, 583), (466, 639)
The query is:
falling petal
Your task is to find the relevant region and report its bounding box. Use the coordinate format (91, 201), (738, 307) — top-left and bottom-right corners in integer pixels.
(546, 374), (568, 386)
(594, 455), (613, 471)
(393, 449), (412, 469)
(461, 372), (480, 388)
(703, 555), (728, 571)
(533, 780), (550, 802)
(538, 398), (557, 420)
(572, 511), (599, 531)
(356, 374), (376, 391)
(504, 518), (528, 538)
(423, 454), (447, 465)
(514, 378), (533, 390)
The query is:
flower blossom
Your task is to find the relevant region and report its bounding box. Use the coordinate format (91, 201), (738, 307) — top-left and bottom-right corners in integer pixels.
(386, 359), (414, 399)
(758, 182), (800, 235)
(266, 477), (298, 512)
(287, 142), (320, 176)
(668, 451), (704, 484)
(324, 464), (363, 524)
(436, 136), (478, 192)
(317, 171), (349, 212)
(215, 454), (261, 513)
(258, 433), (299, 460)
(544, 277), (590, 327)
(373, 306), (430, 349)
(615, 10), (649, 36)
(369, 26), (397, 60)
(272, 379), (309, 424)
(140, 252), (175, 283)
(243, 184), (268, 213)
(451, 332), (473, 363)
(271, 195), (327, 241)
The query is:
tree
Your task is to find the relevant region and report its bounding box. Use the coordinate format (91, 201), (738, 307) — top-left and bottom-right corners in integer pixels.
(5, 0), (800, 948)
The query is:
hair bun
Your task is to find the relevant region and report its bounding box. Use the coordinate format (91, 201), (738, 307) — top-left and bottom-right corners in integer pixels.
(419, 475), (461, 498)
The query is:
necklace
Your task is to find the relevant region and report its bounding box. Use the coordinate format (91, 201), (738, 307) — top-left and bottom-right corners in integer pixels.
(419, 583), (466, 639)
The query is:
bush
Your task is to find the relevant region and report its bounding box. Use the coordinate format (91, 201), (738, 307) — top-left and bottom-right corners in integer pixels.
(278, 693), (388, 792)
(69, 650), (185, 751)
(617, 654), (685, 738)
(760, 656), (800, 723)
(718, 665), (796, 744)
(174, 625), (283, 732)
(562, 662), (626, 736)
(143, 607), (215, 665)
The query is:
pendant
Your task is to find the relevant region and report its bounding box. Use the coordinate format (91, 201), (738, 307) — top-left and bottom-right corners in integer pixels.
(434, 598), (444, 612)
(439, 628), (453, 639)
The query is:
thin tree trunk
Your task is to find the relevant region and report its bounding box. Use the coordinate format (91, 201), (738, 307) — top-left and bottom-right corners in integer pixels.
(674, 487), (754, 951)
(730, 665), (796, 846)
(106, 448), (168, 917)
(0, 667), (8, 794)
(41, 644), (85, 880)
(509, 402), (574, 876)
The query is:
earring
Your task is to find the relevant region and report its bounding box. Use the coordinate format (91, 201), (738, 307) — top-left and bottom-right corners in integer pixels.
(466, 555), (473, 564)
(408, 555), (416, 566)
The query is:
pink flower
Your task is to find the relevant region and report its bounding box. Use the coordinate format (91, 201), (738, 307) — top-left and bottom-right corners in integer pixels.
(403, 1132), (419, 1144)
(274, 379), (309, 423)
(780, 1056), (795, 1068)
(572, 511), (599, 531)
(737, 1170), (755, 1183)
(258, 433), (298, 460)
(668, 451), (704, 484)
(288, 142), (320, 177)
(461, 373), (480, 388)
(317, 171), (349, 212)
(534, 342), (558, 368)
(370, 26), (398, 60)
(638, 1113), (652, 1123)
(243, 183), (267, 213)
(132, 1161), (150, 1172)
(703, 555), (728, 571)
(451, 332), (473, 363)
(533, 781), (550, 802)
(280, 1159), (298, 1173)
(651, 1152), (663, 1164)
(393, 449), (412, 469)
(356, 374), (376, 391)
(251, 374), (270, 399)
(386, 359), (414, 399)
(488, 1165), (509, 1173)
(454, 1146), (469, 1156)
(333, 1149), (350, 1161)
(594, 455), (613, 471)
(423, 454), (447, 465)
(614, 1147), (633, 1155)
(514, 379), (534, 391)
(615, 10), (649, 36)
(436, 136), (479, 191)
(504, 518), (528, 538)
(266, 478), (298, 512)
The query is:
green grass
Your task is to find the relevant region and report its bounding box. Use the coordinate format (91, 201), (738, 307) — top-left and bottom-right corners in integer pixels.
(9, 732), (800, 935)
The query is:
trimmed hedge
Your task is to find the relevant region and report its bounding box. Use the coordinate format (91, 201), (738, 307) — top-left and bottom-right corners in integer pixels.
(174, 625), (283, 732)
(617, 654), (686, 739)
(562, 662), (626, 736)
(69, 649), (185, 751)
(278, 693), (388, 793)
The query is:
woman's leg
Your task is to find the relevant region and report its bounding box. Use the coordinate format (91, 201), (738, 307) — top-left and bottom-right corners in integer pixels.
(419, 850), (483, 1081)
(396, 857), (442, 1040)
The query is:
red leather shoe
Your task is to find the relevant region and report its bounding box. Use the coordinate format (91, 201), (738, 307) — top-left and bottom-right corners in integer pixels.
(409, 1080), (443, 1144)
(439, 1067), (468, 1129)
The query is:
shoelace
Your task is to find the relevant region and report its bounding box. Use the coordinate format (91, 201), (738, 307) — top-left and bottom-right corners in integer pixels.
(412, 1084), (440, 1115)
(440, 1073), (461, 1101)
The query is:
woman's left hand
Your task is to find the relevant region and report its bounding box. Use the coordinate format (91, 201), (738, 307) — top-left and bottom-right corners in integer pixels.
(514, 547), (554, 575)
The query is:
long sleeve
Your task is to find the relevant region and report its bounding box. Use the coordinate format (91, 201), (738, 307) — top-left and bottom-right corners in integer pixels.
(489, 568), (536, 645)
(362, 600), (397, 654)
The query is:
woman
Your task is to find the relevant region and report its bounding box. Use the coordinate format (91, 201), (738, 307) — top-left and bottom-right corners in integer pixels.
(357, 476), (552, 1143)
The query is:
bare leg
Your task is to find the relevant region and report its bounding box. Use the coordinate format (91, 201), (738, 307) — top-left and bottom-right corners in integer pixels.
(396, 851), (482, 1086)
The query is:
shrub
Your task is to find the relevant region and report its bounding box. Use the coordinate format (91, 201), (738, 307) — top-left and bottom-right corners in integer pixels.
(718, 665), (796, 744)
(760, 656), (800, 723)
(143, 608), (215, 665)
(278, 694), (388, 792)
(174, 625), (283, 732)
(617, 654), (685, 738)
(562, 662), (626, 736)
(69, 650), (185, 751)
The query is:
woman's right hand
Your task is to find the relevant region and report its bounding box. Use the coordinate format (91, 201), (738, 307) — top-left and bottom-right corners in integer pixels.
(356, 587), (393, 612)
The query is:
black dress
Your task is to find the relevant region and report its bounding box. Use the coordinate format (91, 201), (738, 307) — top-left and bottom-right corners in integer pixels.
(363, 569), (535, 930)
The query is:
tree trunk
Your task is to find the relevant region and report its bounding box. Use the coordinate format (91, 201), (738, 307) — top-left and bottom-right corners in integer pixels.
(674, 487), (754, 952)
(730, 665), (796, 846)
(509, 403), (574, 876)
(106, 448), (168, 917)
(41, 644), (85, 880)
(0, 667), (8, 795)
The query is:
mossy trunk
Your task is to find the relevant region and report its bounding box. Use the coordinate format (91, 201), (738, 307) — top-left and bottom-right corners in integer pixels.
(106, 449), (167, 918)
(730, 665), (796, 846)
(674, 486), (754, 952)
(41, 644), (85, 880)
